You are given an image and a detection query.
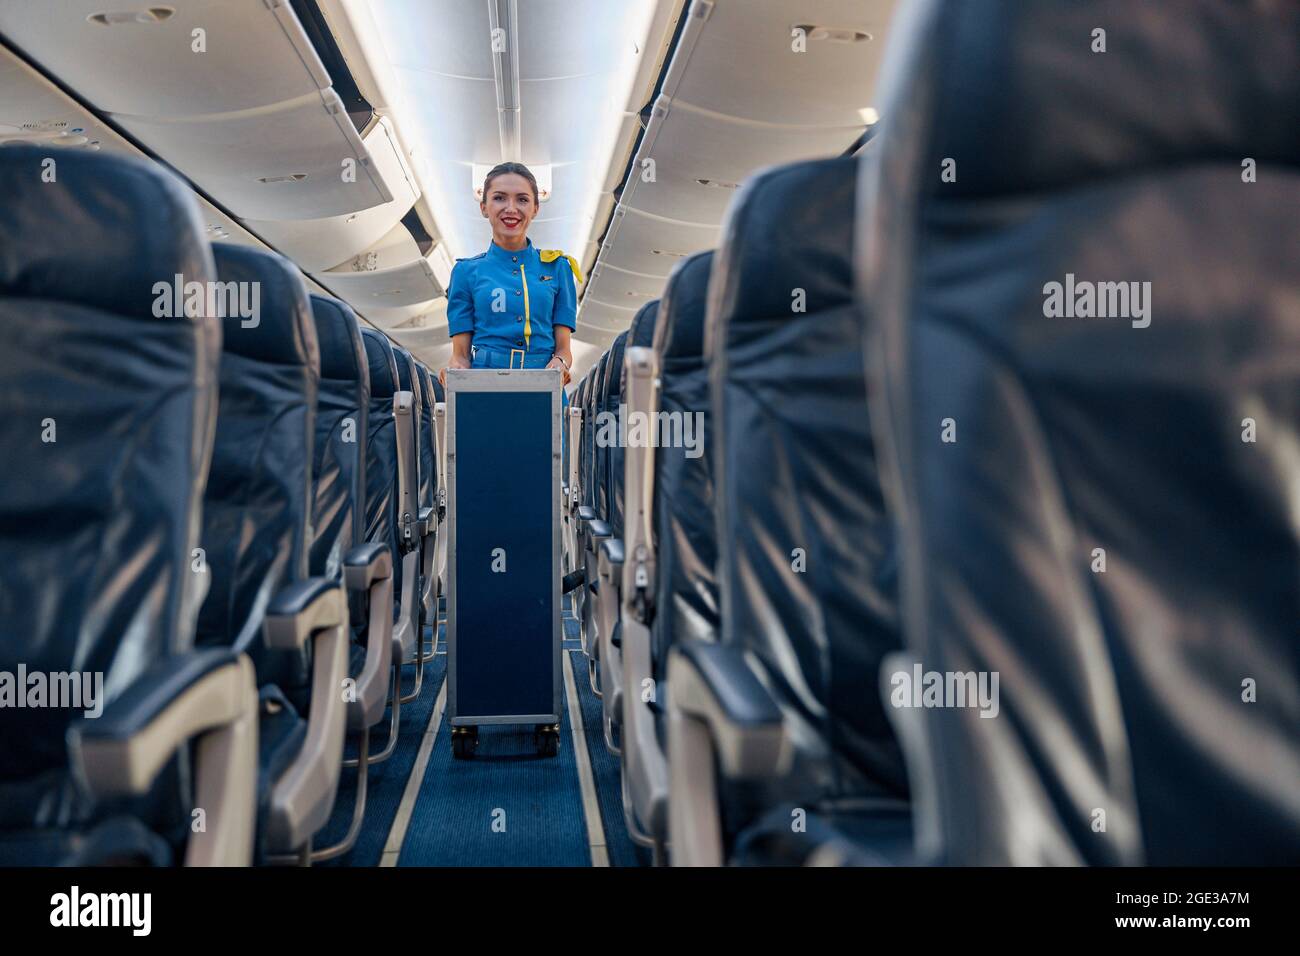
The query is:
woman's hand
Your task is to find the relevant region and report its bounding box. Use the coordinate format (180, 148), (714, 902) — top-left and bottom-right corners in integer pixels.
(441, 350), (471, 387)
(546, 353), (572, 386)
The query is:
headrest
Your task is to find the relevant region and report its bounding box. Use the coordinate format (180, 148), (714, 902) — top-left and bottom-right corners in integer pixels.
(211, 244), (318, 371)
(627, 299), (660, 349)
(707, 158), (854, 356)
(416, 364), (436, 408)
(876, 0), (1300, 200)
(654, 251), (713, 362)
(588, 353), (608, 408)
(601, 331), (629, 402)
(309, 295), (367, 384)
(0, 145), (214, 321)
(360, 327), (399, 399)
(392, 345), (421, 404)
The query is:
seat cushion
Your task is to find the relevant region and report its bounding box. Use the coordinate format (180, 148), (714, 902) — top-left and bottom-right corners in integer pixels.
(254, 684), (307, 863)
(731, 801), (912, 867)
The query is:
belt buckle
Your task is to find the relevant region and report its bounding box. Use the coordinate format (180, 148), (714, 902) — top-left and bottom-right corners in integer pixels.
(509, 348), (525, 369)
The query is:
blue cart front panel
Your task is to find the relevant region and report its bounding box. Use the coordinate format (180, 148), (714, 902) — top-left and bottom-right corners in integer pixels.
(446, 370), (561, 725)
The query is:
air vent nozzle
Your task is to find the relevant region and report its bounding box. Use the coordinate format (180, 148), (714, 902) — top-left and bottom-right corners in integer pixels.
(794, 25), (872, 44)
(87, 6), (175, 26)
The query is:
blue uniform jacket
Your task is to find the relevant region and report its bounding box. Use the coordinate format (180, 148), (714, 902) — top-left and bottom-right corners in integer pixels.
(447, 239), (579, 366)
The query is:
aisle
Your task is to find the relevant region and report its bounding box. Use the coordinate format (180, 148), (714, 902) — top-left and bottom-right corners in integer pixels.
(395, 651), (593, 867)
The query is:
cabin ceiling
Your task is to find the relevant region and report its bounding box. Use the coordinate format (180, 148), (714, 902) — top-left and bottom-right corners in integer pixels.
(577, 0), (896, 359)
(0, 0), (896, 381)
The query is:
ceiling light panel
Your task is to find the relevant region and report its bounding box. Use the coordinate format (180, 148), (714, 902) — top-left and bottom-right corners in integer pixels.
(367, 0), (661, 261)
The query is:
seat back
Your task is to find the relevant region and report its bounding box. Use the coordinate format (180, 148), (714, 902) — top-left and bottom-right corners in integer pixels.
(307, 295), (369, 580)
(859, 0), (1300, 864)
(415, 363), (438, 513)
(708, 156), (906, 806)
(650, 252), (720, 685)
(583, 351), (608, 511)
(599, 331), (630, 528)
(393, 346), (424, 499)
(359, 329), (403, 617)
(196, 244), (320, 697)
(0, 147), (219, 841)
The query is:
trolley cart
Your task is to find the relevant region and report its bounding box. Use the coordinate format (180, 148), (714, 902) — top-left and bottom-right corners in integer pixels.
(444, 369), (563, 757)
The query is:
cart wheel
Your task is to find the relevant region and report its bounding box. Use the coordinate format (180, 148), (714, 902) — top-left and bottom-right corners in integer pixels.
(534, 723), (560, 757)
(452, 726), (478, 759)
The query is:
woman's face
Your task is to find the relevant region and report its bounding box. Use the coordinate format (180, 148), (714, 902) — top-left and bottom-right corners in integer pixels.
(480, 173), (537, 242)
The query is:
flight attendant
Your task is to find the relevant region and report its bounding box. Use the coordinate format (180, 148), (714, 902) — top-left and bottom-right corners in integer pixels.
(441, 162), (580, 384)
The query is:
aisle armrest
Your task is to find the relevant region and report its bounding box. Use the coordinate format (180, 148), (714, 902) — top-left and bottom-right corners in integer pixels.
(69, 648), (259, 867)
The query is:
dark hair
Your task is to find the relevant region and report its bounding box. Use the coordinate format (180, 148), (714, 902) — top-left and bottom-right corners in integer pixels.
(482, 162), (539, 204)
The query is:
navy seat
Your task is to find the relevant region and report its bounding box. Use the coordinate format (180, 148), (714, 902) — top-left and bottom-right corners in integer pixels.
(650, 252), (719, 692)
(308, 295), (370, 581)
(858, 0), (1300, 865)
(667, 156), (908, 866)
(598, 331), (629, 529)
(360, 329), (403, 620)
(576, 350), (611, 662)
(0, 146), (256, 866)
(305, 295), (396, 860)
(414, 362), (441, 632)
(596, 307), (661, 744)
(197, 243), (350, 863)
(415, 363), (438, 520)
(618, 254), (721, 857)
(390, 346), (432, 689)
(359, 331), (426, 709)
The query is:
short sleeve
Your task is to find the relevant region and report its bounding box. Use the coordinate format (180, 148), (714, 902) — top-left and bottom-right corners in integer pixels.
(553, 258), (577, 331)
(446, 260), (475, 337)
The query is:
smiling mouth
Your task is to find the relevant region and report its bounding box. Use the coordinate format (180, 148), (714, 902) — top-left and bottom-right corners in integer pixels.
(501, 216), (522, 228)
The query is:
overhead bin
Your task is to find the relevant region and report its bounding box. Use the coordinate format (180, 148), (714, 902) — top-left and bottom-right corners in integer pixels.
(245, 117), (421, 271)
(119, 88), (388, 220)
(0, 0), (391, 220)
(595, 205), (716, 280)
(576, 297), (638, 335)
(660, 0), (890, 128)
(0, 0), (330, 117)
(313, 243), (454, 309)
(585, 262), (668, 303)
(355, 299), (448, 333)
(619, 95), (863, 226)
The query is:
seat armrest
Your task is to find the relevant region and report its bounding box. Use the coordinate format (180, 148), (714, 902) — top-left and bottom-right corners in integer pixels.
(262, 580), (349, 853)
(600, 537), (625, 570)
(68, 649), (259, 866)
(417, 506), (434, 538)
(343, 542), (393, 591)
(576, 504), (597, 533)
(588, 518), (612, 540)
(264, 577), (346, 650)
(345, 545), (396, 729)
(667, 641), (791, 779)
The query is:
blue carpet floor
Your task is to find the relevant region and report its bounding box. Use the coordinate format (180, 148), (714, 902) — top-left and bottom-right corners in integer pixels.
(396, 659), (591, 866)
(317, 589), (650, 867)
(316, 626), (447, 867)
(568, 648), (654, 867)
